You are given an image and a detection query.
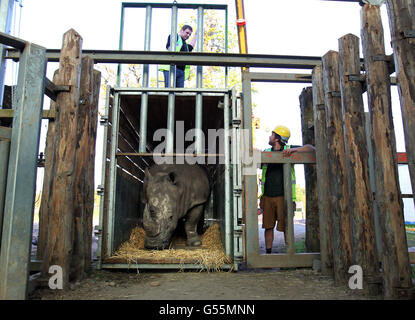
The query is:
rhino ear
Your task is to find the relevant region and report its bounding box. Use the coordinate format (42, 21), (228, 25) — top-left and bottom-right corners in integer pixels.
(168, 172), (177, 185)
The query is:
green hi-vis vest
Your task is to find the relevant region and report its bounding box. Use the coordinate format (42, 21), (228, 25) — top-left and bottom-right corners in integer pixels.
(260, 147), (297, 201)
(159, 34), (190, 81)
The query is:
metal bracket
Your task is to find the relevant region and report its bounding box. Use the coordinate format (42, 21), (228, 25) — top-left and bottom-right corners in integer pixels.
(329, 91), (341, 97)
(373, 54), (393, 62)
(99, 116), (108, 125)
(232, 118), (241, 127)
(97, 185), (105, 195)
(316, 104), (325, 111)
(348, 74), (365, 82)
(403, 30), (415, 38)
(233, 185), (243, 195)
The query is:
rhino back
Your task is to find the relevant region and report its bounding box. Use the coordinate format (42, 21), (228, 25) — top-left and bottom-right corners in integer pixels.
(146, 164), (210, 208)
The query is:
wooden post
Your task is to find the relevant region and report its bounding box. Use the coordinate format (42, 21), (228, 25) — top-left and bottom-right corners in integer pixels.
(312, 65), (333, 276)
(37, 70), (58, 260)
(70, 56), (101, 281)
(338, 33), (380, 294)
(361, 5), (412, 299)
(42, 29), (83, 290)
(322, 51), (353, 285)
(299, 87), (319, 253)
(386, 0), (415, 210)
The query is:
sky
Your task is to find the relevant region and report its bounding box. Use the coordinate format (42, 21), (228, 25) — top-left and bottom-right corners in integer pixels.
(6, 0), (413, 220)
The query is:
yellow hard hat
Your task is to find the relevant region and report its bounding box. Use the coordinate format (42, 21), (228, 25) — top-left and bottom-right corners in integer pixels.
(272, 125), (290, 143)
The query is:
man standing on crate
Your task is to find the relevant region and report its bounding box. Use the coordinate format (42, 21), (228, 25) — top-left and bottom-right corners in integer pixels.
(259, 125), (315, 254)
(159, 24), (197, 88)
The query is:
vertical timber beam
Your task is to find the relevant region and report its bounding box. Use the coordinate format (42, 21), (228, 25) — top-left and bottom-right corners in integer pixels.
(71, 56), (100, 281)
(361, 4), (412, 299)
(299, 87), (319, 253)
(338, 33), (380, 294)
(322, 51), (353, 285)
(386, 0), (415, 210)
(37, 70), (59, 260)
(312, 65), (333, 275)
(42, 29), (83, 290)
(0, 42), (46, 300)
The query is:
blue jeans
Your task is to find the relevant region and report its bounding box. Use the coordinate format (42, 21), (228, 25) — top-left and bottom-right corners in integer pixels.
(163, 68), (185, 88)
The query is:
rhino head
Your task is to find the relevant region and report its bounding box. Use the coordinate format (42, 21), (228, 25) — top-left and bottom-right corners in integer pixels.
(142, 168), (181, 249)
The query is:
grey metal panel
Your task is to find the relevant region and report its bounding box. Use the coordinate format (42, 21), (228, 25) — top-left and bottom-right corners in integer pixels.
(0, 42), (46, 300)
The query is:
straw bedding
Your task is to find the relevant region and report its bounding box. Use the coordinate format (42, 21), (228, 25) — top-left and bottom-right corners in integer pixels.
(110, 223), (233, 271)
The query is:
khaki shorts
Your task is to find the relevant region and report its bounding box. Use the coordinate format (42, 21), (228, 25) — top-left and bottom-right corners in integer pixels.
(260, 195), (286, 231)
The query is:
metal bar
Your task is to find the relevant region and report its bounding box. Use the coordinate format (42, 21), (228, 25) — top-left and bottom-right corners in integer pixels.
(116, 5), (125, 86)
(116, 152), (224, 157)
(223, 92), (232, 257)
(166, 4), (178, 154)
(107, 91), (121, 256)
(6, 49), (323, 69)
(0, 140), (10, 245)
(195, 6), (204, 154)
(115, 87), (230, 93)
(249, 72), (313, 83)
(121, 3), (228, 10)
(96, 85), (112, 269)
(0, 42), (46, 300)
(0, 30), (25, 50)
(44, 77), (70, 101)
(0, 109), (55, 119)
(138, 5), (152, 153)
(225, 5), (229, 87)
(0, 1), (15, 108)
(283, 163), (295, 255)
(101, 263), (234, 269)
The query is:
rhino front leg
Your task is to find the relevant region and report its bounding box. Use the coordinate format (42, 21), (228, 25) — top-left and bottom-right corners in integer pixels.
(185, 204), (204, 247)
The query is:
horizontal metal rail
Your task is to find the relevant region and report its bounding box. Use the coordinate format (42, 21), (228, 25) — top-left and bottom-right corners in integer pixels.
(6, 48), (323, 69)
(116, 152), (224, 157)
(121, 2), (228, 10)
(0, 31), (26, 50)
(114, 87), (231, 94)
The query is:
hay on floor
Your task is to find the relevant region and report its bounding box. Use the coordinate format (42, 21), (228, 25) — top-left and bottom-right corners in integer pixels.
(110, 223), (233, 271)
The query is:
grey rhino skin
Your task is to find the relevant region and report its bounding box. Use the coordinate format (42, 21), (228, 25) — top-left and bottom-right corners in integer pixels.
(142, 164), (210, 249)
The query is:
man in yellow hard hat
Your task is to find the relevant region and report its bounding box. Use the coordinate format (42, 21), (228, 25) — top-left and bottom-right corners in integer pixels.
(259, 125), (315, 254)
